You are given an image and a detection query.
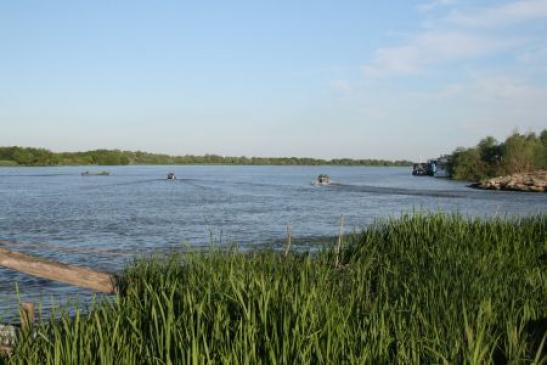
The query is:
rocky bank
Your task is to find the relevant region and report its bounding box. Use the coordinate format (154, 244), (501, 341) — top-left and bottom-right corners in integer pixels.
(471, 170), (546, 192)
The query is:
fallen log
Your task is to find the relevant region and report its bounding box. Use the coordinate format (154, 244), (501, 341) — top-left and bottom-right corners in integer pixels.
(0, 246), (117, 294)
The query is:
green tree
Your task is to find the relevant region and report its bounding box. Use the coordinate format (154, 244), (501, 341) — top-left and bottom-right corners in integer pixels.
(500, 132), (542, 174)
(12, 148), (35, 165)
(477, 136), (501, 176)
(449, 129), (547, 181)
(449, 147), (486, 181)
(538, 130), (547, 168)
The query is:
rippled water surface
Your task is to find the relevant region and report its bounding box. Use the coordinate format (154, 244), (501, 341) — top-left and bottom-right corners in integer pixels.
(0, 165), (545, 318)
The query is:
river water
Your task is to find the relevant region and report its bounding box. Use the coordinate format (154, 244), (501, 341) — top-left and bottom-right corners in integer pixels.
(0, 165), (545, 319)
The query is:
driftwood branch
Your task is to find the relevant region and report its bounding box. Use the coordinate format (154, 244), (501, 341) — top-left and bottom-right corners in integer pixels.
(0, 247), (117, 294)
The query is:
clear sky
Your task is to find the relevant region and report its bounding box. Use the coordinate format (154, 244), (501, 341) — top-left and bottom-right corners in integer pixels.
(1, 0), (546, 160)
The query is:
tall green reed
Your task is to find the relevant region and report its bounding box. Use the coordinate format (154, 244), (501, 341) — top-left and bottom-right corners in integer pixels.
(2, 213), (545, 364)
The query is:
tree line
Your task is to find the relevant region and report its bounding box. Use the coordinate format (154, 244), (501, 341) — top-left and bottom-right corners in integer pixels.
(448, 129), (547, 181)
(0, 147), (412, 167)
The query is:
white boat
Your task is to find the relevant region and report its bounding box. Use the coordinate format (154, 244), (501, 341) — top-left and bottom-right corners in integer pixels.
(314, 174), (331, 186)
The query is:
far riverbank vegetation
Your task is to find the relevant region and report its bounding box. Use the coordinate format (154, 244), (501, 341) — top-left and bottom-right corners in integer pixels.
(0, 147), (411, 167)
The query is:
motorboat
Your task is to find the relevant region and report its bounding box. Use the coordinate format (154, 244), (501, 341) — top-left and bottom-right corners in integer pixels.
(81, 171), (110, 176)
(314, 174), (331, 186)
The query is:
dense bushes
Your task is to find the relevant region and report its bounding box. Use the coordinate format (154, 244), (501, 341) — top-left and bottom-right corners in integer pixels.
(449, 130), (547, 181)
(0, 147), (60, 166)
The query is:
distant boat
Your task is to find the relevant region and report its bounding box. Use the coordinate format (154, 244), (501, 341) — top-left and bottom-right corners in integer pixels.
(167, 172), (176, 180)
(412, 163), (428, 176)
(412, 155), (450, 178)
(81, 171), (110, 176)
(314, 174), (332, 186)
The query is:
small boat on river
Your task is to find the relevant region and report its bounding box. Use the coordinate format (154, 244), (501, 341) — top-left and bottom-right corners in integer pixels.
(81, 171), (110, 176)
(167, 172), (176, 180)
(314, 174), (332, 186)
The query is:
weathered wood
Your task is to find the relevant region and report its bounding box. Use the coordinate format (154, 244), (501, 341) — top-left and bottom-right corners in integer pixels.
(0, 247), (117, 294)
(20, 303), (34, 331)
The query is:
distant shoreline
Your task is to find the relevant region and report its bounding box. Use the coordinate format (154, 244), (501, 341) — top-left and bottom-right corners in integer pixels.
(0, 163), (411, 168)
(0, 146), (413, 167)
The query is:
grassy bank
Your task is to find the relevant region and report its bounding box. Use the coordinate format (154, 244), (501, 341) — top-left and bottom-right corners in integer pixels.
(3, 214), (546, 364)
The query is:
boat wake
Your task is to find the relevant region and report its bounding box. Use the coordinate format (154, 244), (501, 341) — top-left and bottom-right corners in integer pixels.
(328, 183), (526, 200)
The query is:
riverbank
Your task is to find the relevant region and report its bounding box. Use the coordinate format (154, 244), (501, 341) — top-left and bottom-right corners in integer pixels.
(471, 170), (547, 192)
(2, 214), (545, 364)
(0, 146), (412, 167)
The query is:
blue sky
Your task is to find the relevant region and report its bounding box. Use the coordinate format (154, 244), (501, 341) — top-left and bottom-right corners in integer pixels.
(1, 0), (546, 160)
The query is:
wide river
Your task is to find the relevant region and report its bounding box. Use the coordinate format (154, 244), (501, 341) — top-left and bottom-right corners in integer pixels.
(0, 165), (545, 319)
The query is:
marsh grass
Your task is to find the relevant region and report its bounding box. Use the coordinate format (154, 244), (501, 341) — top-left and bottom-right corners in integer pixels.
(3, 213), (546, 364)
